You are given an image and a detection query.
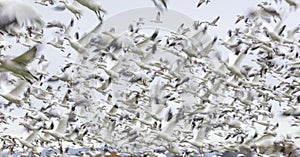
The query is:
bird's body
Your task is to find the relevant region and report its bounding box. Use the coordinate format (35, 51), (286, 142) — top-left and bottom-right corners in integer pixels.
(64, 36), (86, 53)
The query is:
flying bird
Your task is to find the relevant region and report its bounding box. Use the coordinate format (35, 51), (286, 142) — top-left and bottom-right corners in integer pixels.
(285, 0), (298, 9)
(151, 0), (168, 11)
(0, 0), (44, 32)
(200, 16), (220, 26)
(58, 0), (82, 20)
(151, 12), (163, 23)
(75, 0), (107, 21)
(197, 0), (211, 7)
(0, 80), (26, 106)
(0, 45), (40, 83)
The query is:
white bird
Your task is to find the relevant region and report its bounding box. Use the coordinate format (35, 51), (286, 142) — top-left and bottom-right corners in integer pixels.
(64, 22), (102, 54)
(133, 17), (145, 26)
(257, 3), (281, 21)
(58, 0), (82, 20)
(181, 122), (207, 148)
(0, 0), (44, 32)
(0, 80), (26, 106)
(151, 12), (163, 23)
(223, 47), (249, 80)
(97, 65), (119, 80)
(0, 45), (39, 83)
(105, 33), (135, 53)
(75, 0), (106, 20)
(127, 70), (152, 85)
(235, 15), (245, 24)
(209, 16), (220, 26)
(13, 129), (39, 150)
(64, 33), (87, 54)
(47, 38), (65, 50)
(42, 116), (71, 141)
(46, 20), (65, 29)
(35, 0), (54, 6)
(150, 109), (182, 143)
(200, 16), (220, 26)
(263, 26), (282, 42)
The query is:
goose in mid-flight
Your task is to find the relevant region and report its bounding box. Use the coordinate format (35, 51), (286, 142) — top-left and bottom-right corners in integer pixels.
(223, 47), (249, 80)
(200, 16), (220, 26)
(0, 45), (39, 83)
(58, 0), (82, 20)
(151, 12), (163, 23)
(197, 0), (210, 7)
(257, 3), (281, 21)
(13, 129), (39, 150)
(42, 115), (71, 141)
(0, 80), (26, 106)
(0, 0), (44, 32)
(64, 21), (102, 55)
(75, 0), (106, 20)
(151, 0), (168, 12)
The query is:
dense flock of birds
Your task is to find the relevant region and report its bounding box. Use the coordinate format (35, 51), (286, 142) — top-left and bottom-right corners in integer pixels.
(1, 0), (300, 156)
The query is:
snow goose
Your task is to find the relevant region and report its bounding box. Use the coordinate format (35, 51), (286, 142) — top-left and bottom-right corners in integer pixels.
(0, 0), (44, 32)
(59, 0), (82, 20)
(200, 16), (220, 27)
(42, 116), (71, 142)
(75, 0), (106, 20)
(197, 0), (210, 7)
(0, 80), (26, 106)
(223, 47), (249, 80)
(151, 12), (163, 24)
(257, 3), (281, 21)
(13, 129), (39, 150)
(64, 22), (102, 55)
(151, 0), (168, 11)
(0, 45), (39, 83)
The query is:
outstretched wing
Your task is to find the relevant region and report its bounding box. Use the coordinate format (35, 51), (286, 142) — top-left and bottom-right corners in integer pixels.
(12, 46), (37, 66)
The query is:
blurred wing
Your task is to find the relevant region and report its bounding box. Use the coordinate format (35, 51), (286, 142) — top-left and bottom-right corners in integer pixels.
(72, 0), (81, 7)
(10, 81), (26, 96)
(25, 130), (38, 143)
(56, 116), (68, 133)
(211, 16), (220, 25)
(161, 0), (168, 8)
(233, 47), (249, 68)
(79, 22), (102, 44)
(12, 46), (37, 66)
